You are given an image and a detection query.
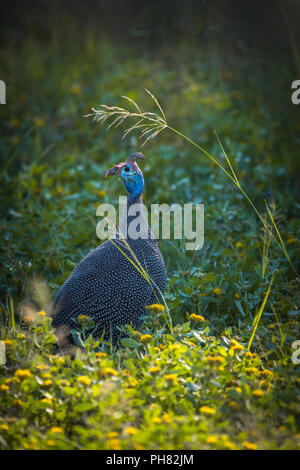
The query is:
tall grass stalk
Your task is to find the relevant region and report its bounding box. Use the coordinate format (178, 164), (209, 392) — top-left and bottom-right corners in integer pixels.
(86, 89), (297, 275)
(247, 276), (273, 351)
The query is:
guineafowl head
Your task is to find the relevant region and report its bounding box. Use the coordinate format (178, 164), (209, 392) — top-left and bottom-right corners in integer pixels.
(105, 152), (145, 202)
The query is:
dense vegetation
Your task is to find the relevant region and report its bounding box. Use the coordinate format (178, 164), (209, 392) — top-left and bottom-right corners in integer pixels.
(0, 18), (300, 450)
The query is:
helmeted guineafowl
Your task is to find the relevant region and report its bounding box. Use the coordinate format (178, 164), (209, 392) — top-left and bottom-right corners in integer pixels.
(51, 152), (167, 348)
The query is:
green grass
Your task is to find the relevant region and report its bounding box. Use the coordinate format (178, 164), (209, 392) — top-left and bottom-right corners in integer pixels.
(0, 32), (300, 450)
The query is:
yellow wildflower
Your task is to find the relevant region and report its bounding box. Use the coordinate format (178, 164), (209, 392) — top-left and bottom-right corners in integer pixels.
(206, 436), (218, 444)
(50, 427), (63, 433)
(101, 368), (118, 377)
(234, 293), (240, 299)
(249, 367), (259, 374)
(5, 378), (14, 384)
(97, 190), (106, 198)
(140, 334), (153, 343)
(14, 369), (32, 379)
(200, 406), (216, 415)
(260, 369), (273, 377)
(38, 310), (46, 316)
(169, 344), (182, 351)
(190, 313), (205, 322)
(42, 379), (52, 388)
(41, 398), (52, 404)
(109, 438), (121, 450)
(2, 339), (13, 347)
(47, 440), (55, 446)
(223, 440), (237, 450)
(206, 355), (225, 364)
(124, 426), (138, 435)
(212, 287), (222, 295)
(145, 304), (165, 312)
(230, 339), (244, 351)
(235, 387), (242, 394)
(243, 441), (258, 450)
(253, 389), (264, 397)
(36, 364), (49, 371)
(42, 372), (52, 379)
(162, 413), (172, 423)
(235, 242), (243, 248)
(164, 374), (177, 382)
(149, 366), (161, 373)
(245, 351), (256, 358)
(108, 431), (118, 439)
(152, 417), (162, 424)
(77, 376), (91, 386)
(12, 399), (23, 406)
(0, 384), (9, 392)
(57, 357), (65, 365)
(95, 352), (107, 358)
(0, 424), (9, 431)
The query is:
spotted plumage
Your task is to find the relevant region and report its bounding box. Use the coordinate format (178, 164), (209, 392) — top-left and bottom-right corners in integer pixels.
(51, 153), (167, 347)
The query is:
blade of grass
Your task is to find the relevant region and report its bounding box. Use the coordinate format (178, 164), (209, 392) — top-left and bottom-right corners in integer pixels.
(247, 276), (273, 351)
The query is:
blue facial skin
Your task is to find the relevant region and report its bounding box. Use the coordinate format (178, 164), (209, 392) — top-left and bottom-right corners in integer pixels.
(121, 164), (144, 203)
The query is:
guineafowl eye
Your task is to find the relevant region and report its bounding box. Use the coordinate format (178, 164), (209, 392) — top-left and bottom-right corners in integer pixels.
(124, 166), (130, 172)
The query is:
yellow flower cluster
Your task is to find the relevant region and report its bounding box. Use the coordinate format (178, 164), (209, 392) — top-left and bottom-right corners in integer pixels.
(212, 288), (222, 295)
(206, 435), (218, 444)
(14, 369), (32, 379)
(50, 427), (63, 433)
(253, 389), (264, 397)
(164, 374), (177, 382)
(149, 366), (161, 373)
(206, 355), (225, 364)
(101, 368), (118, 377)
(77, 376), (91, 386)
(124, 426), (138, 435)
(140, 334), (153, 343)
(200, 405), (216, 415)
(145, 304), (165, 312)
(242, 441), (258, 450)
(95, 352), (107, 358)
(230, 339), (244, 351)
(190, 313), (205, 322)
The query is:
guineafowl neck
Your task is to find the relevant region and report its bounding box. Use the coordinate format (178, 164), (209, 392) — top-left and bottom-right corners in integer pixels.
(119, 194), (151, 240)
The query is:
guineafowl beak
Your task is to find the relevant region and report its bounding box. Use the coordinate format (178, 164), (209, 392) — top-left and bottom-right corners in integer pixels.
(105, 165), (122, 178)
